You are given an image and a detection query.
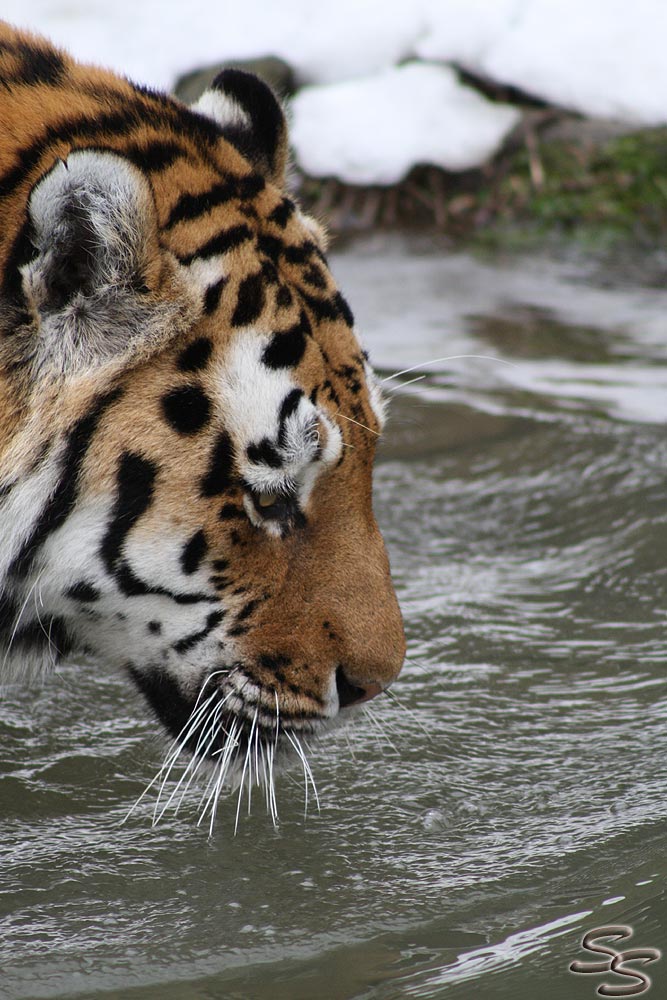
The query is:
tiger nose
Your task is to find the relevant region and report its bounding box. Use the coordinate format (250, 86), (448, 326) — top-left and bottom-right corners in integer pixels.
(335, 666), (384, 709)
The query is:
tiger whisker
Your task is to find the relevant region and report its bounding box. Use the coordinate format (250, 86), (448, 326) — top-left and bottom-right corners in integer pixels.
(384, 374), (427, 391)
(335, 412), (380, 436)
(152, 691), (220, 821)
(383, 687), (431, 739)
(207, 723), (240, 836)
(198, 717), (240, 831)
(2, 570), (46, 671)
(250, 724), (261, 816)
(154, 701), (227, 824)
(174, 716), (226, 817)
(123, 682), (222, 825)
(380, 354), (518, 382)
(362, 705), (401, 755)
(234, 707), (259, 835)
(285, 730), (320, 816)
(404, 652), (432, 675)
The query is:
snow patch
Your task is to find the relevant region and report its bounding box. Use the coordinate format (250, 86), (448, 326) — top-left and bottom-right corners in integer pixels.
(290, 63), (520, 186)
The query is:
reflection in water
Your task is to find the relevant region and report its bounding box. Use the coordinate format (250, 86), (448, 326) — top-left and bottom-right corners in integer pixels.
(1, 236), (667, 999)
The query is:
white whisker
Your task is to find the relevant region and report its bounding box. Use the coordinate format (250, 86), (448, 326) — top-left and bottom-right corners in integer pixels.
(384, 688), (431, 739)
(363, 705), (401, 755)
(384, 374), (426, 391)
(335, 412), (380, 436)
(199, 718), (240, 832)
(234, 708), (258, 835)
(285, 731), (320, 815)
(154, 700), (229, 824)
(153, 691), (220, 821)
(380, 354), (517, 383)
(2, 570), (46, 672)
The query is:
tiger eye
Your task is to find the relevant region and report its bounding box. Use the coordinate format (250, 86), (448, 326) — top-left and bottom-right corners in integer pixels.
(257, 491), (278, 509)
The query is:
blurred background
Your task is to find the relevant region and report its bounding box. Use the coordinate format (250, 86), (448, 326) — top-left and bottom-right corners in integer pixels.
(5, 0), (667, 234)
(2, 4), (667, 1000)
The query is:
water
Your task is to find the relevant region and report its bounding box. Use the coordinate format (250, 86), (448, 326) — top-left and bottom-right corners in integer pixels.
(2, 234), (666, 999)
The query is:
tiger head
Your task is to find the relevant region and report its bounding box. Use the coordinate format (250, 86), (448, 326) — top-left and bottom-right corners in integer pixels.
(0, 27), (405, 793)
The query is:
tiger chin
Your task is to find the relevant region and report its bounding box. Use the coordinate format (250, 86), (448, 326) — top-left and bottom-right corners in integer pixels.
(0, 22), (405, 824)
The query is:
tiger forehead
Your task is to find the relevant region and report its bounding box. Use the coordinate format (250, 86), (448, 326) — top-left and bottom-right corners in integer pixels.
(152, 156), (333, 295)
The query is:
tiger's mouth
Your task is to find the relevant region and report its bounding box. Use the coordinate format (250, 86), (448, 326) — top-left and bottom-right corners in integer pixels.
(125, 659), (384, 830)
(126, 661), (343, 829)
(131, 663), (325, 743)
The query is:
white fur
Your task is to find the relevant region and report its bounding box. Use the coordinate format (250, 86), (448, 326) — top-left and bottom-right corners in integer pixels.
(364, 359), (387, 430)
(193, 89), (251, 130)
(22, 150), (195, 376)
(215, 329), (343, 512)
(0, 441), (65, 580)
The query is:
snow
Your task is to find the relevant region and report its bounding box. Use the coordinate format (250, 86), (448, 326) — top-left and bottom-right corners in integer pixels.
(3, 0), (667, 184)
(419, 0), (667, 125)
(290, 64), (520, 185)
(2, 0), (423, 90)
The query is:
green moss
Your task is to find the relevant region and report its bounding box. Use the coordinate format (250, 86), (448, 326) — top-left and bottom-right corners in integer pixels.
(296, 124), (667, 248)
(491, 127), (667, 243)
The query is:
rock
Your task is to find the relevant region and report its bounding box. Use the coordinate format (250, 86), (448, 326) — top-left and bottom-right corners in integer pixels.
(174, 56), (296, 104)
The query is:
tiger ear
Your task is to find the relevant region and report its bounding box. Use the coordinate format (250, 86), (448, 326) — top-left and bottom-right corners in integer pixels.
(22, 150), (194, 373)
(193, 69), (288, 186)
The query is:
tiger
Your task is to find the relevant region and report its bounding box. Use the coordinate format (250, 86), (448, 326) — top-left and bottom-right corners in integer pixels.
(0, 22), (405, 817)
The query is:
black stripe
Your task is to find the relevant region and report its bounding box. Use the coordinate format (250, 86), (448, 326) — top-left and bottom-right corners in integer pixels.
(302, 264), (327, 289)
(177, 337), (213, 372)
(277, 389), (303, 447)
(172, 609), (225, 654)
(177, 224), (253, 265)
(262, 312), (310, 369)
(235, 598), (261, 624)
(333, 291), (355, 327)
(268, 198), (295, 228)
(200, 431), (235, 497)
(113, 559), (215, 603)
(123, 140), (187, 173)
(219, 504), (245, 521)
(0, 85), (229, 208)
(165, 174), (264, 230)
(4, 42), (67, 87)
(66, 581), (100, 602)
(11, 615), (73, 658)
(231, 271), (265, 327)
(180, 529), (208, 575)
(296, 286), (346, 324)
(100, 451), (156, 574)
(283, 241), (318, 265)
(0, 591), (19, 644)
(203, 278), (225, 315)
(9, 389), (122, 580)
(165, 180), (238, 229)
(246, 438), (282, 467)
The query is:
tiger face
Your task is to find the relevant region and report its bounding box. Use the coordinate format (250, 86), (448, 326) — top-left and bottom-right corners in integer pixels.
(0, 25), (404, 793)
